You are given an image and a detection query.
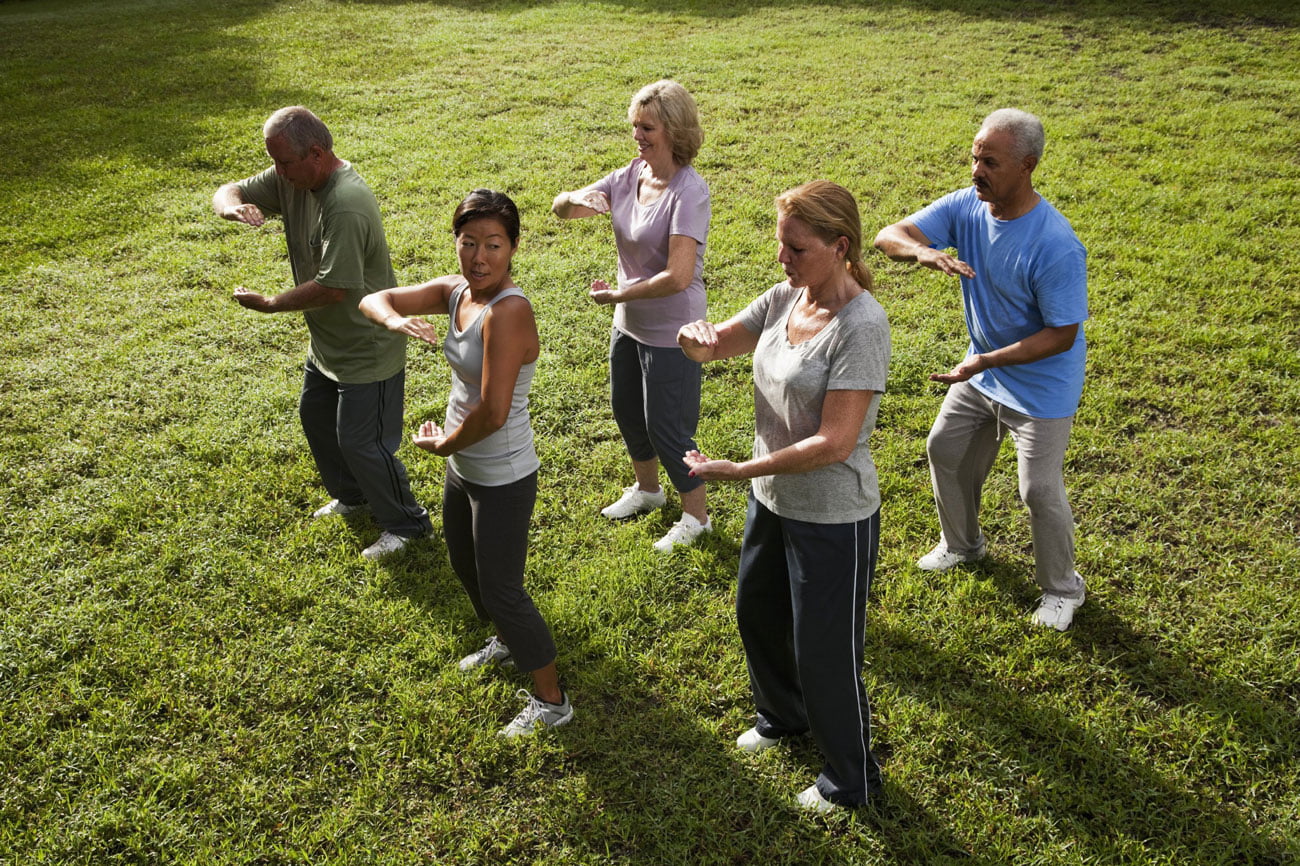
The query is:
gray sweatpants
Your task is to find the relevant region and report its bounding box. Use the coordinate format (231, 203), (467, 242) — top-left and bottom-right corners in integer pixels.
(926, 379), (1083, 597)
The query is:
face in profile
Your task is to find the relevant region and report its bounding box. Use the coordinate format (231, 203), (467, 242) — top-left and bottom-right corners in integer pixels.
(456, 216), (517, 293)
(631, 106), (671, 165)
(971, 128), (1034, 209)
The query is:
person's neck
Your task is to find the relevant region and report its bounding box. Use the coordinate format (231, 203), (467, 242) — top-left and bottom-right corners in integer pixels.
(311, 155), (345, 191)
(641, 154), (679, 183)
(988, 186), (1040, 221)
(803, 270), (861, 312)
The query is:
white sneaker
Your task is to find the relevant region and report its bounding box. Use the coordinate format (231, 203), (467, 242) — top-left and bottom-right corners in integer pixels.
(736, 727), (780, 753)
(653, 514), (711, 553)
(458, 636), (513, 671)
(361, 531), (410, 560)
(601, 484), (667, 520)
(797, 784), (837, 814)
(499, 689), (575, 738)
(313, 498), (365, 518)
(916, 539), (986, 571)
(1033, 579), (1086, 631)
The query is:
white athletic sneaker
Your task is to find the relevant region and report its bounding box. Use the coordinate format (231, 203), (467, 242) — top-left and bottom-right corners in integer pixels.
(458, 636), (513, 671)
(361, 531), (410, 560)
(600, 484), (667, 520)
(797, 784), (837, 814)
(916, 539), (986, 571)
(652, 514), (711, 553)
(1033, 579), (1086, 631)
(736, 727), (780, 754)
(499, 689), (574, 738)
(313, 498), (365, 518)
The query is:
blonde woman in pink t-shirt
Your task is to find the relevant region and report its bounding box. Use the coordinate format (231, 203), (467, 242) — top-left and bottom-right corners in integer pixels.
(553, 80), (713, 553)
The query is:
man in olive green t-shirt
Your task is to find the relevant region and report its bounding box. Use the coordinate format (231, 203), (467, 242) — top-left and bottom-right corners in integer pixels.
(213, 106), (430, 560)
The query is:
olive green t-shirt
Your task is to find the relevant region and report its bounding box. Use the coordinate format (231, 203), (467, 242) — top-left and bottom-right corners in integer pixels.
(237, 163), (404, 383)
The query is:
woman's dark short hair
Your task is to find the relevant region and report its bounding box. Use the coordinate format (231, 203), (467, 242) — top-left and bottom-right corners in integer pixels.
(452, 189), (520, 245)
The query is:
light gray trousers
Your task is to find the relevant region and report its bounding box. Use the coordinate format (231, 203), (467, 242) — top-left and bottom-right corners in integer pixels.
(926, 380), (1083, 597)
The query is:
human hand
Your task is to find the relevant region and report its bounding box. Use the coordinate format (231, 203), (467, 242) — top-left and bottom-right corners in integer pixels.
(386, 315), (440, 347)
(589, 279), (618, 305)
(684, 449), (741, 481)
(412, 420), (449, 455)
(916, 247), (975, 278)
(677, 319), (718, 361)
(574, 190), (610, 214)
(930, 354), (987, 384)
(233, 286), (272, 312)
(227, 203), (266, 227)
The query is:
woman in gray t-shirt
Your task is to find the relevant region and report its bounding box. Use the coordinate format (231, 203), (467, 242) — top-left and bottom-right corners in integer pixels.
(679, 181), (890, 811)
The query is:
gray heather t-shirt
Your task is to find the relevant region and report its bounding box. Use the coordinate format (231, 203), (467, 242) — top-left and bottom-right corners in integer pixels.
(738, 282), (891, 524)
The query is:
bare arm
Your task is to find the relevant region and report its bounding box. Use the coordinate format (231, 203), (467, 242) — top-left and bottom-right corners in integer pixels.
(233, 279), (346, 313)
(213, 182), (266, 227)
(873, 221), (974, 278)
(590, 234), (698, 304)
(931, 323), (1080, 384)
(412, 296), (538, 457)
(685, 389), (876, 481)
(677, 316), (760, 363)
(359, 277), (460, 346)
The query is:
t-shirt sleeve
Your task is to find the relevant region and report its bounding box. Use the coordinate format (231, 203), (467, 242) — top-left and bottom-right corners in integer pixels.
(827, 303), (891, 393)
(737, 284), (778, 335)
(907, 190), (961, 250)
(1035, 241), (1089, 327)
(668, 177), (710, 244)
(235, 167), (283, 216)
(316, 209), (369, 290)
(589, 165), (625, 205)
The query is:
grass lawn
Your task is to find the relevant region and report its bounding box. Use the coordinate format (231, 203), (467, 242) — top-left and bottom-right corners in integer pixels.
(1, 0), (1298, 863)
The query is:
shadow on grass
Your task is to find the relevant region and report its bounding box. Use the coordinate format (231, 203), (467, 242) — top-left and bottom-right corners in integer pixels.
(343, 0), (1300, 28)
(549, 652), (977, 864)
(874, 605), (1299, 864)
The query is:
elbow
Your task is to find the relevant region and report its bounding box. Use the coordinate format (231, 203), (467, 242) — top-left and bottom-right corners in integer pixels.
(483, 407), (509, 432)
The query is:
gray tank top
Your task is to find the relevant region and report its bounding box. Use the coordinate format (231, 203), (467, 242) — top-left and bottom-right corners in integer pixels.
(443, 282), (540, 486)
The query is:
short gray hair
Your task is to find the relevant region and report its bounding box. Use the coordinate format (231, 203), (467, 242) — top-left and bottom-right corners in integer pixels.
(263, 106), (333, 157)
(979, 108), (1045, 162)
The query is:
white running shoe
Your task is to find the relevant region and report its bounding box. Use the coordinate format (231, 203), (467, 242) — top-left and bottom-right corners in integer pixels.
(361, 531), (410, 560)
(600, 484), (667, 520)
(916, 539), (986, 571)
(653, 514), (711, 553)
(458, 636), (513, 671)
(313, 498), (365, 518)
(736, 727), (780, 753)
(1033, 579), (1086, 631)
(797, 784), (837, 814)
(499, 689), (574, 738)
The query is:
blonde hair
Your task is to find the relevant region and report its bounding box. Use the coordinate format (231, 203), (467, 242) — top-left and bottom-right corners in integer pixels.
(628, 80), (704, 166)
(775, 181), (873, 292)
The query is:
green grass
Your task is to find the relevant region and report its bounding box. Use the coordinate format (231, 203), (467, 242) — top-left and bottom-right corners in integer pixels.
(2, 0), (1298, 863)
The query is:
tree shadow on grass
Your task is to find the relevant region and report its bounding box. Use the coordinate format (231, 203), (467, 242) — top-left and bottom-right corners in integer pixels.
(344, 0), (1300, 28)
(873, 616), (1299, 864)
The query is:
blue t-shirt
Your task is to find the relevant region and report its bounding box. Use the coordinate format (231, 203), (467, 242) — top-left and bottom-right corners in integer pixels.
(910, 187), (1088, 418)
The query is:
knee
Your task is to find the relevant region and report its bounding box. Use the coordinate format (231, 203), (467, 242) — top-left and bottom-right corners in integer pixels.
(1019, 475), (1067, 513)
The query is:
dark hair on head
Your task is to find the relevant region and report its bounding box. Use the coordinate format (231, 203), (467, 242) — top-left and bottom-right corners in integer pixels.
(452, 189), (521, 245)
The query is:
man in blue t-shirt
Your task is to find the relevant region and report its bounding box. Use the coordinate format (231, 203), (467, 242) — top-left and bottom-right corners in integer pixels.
(874, 108), (1088, 631)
